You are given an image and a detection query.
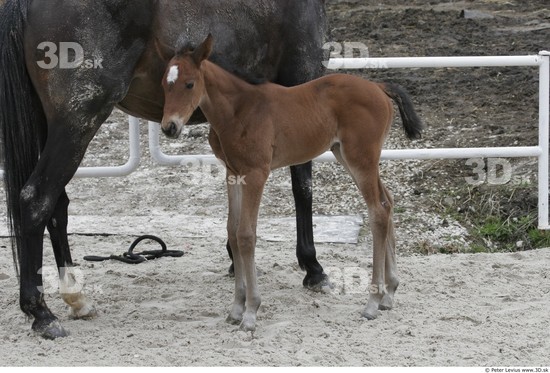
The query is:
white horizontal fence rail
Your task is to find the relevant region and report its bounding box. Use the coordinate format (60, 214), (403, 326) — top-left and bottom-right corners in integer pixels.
(147, 52), (550, 228)
(74, 115), (141, 178)
(0, 52), (549, 227)
(326, 54), (546, 69)
(0, 116), (141, 180)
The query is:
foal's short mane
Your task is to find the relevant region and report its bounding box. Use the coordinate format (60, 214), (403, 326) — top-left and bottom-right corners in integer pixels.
(175, 38), (268, 86)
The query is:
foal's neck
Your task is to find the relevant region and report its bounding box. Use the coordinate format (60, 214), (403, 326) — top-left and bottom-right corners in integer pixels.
(199, 60), (259, 131)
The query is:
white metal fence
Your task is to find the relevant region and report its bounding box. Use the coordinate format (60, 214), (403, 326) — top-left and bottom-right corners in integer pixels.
(1, 52), (549, 227)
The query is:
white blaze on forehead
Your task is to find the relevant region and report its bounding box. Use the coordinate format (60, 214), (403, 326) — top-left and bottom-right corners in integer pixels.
(167, 65), (179, 84)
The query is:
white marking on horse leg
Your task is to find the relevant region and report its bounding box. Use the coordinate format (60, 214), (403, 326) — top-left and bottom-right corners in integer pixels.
(59, 266), (97, 319)
(167, 65), (179, 84)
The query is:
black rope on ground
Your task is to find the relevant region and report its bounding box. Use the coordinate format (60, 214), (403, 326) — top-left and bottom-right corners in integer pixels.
(83, 235), (184, 264)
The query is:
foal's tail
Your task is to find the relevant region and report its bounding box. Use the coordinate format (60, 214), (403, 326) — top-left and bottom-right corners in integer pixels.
(381, 83), (423, 140)
(0, 0), (43, 275)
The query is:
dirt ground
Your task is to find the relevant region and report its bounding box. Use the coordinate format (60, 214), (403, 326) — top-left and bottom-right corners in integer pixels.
(1, 0), (550, 367)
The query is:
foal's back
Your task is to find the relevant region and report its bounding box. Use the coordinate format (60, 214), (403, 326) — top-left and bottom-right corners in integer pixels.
(261, 74), (394, 169)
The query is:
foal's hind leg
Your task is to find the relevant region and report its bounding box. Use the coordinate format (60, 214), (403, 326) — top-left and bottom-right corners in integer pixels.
(378, 185), (399, 311)
(359, 176), (393, 319)
(336, 144), (393, 319)
(47, 190), (97, 319)
(333, 142), (398, 313)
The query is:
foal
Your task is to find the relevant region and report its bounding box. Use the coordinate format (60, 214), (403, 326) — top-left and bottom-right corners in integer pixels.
(161, 35), (423, 332)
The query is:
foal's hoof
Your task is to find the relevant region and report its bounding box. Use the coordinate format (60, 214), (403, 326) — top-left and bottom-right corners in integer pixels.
(226, 314), (242, 325)
(361, 308), (381, 320)
(239, 321), (256, 333)
(378, 293), (395, 311)
(303, 272), (333, 293)
(33, 319), (69, 340)
(228, 263), (235, 277)
(378, 300), (393, 311)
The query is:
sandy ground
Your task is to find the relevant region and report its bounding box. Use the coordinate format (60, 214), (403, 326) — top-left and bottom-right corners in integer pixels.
(0, 232), (549, 366)
(0, 132), (549, 365)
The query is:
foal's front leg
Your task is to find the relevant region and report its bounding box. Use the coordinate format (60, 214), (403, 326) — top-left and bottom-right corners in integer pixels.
(226, 168), (268, 332)
(226, 174), (246, 325)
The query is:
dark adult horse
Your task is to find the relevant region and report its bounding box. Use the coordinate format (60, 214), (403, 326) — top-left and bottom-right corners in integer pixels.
(0, 0), (329, 339)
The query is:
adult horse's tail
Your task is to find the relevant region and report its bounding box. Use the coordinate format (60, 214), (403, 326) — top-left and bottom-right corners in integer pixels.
(381, 83), (423, 140)
(0, 0), (44, 275)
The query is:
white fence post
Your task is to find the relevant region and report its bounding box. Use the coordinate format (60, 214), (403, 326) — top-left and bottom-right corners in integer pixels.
(538, 51), (550, 229)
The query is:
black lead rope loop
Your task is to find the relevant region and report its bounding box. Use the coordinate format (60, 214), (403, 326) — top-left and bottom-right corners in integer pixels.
(128, 235), (167, 253)
(83, 235), (184, 264)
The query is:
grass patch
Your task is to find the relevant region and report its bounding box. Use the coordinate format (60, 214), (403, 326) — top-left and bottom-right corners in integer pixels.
(443, 183), (550, 253)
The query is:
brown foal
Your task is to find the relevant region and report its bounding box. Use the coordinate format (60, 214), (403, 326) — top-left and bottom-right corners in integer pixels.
(161, 35), (423, 332)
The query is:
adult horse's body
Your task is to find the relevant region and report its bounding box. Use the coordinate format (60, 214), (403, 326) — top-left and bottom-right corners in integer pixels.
(0, 0), (328, 338)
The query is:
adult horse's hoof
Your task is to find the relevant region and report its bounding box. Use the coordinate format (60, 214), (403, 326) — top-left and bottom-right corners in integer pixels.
(69, 304), (98, 320)
(303, 272), (333, 292)
(33, 319), (69, 340)
(62, 293), (98, 320)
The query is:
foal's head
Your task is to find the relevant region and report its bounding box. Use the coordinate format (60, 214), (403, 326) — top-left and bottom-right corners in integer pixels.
(161, 34), (213, 138)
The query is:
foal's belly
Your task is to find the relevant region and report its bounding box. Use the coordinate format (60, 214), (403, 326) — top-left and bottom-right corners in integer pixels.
(270, 134), (337, 170)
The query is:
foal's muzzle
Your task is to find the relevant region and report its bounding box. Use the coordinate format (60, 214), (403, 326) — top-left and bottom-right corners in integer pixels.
(162, 120), (180, 139)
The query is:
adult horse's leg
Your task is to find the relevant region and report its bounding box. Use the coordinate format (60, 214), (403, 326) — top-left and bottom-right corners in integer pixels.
(18, 111), (111, 338)
(1, 0), (64, 338)
(225, 163), (326, 287)
(1, 0), (154, 338)
(276, 11), (330, 289)
(47, 190), (97, 319)
(289, 163), (328, 289)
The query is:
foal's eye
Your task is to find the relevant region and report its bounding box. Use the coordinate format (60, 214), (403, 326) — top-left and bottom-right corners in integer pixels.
(186, 82), (195, 89)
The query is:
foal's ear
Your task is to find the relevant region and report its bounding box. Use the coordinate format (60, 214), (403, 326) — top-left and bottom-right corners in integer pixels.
(154, 38), (175, 62)
(192, 34), (214, 65)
